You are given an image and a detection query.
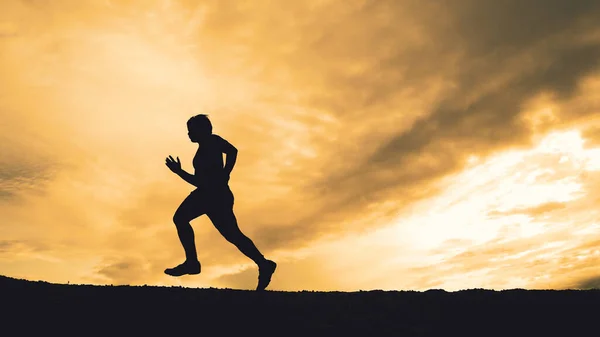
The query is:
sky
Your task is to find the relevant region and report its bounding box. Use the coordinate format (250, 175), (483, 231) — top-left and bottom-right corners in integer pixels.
(1, 0), (600, 291)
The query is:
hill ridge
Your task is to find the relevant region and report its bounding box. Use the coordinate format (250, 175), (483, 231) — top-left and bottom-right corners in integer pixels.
(2, 274), (598, 336)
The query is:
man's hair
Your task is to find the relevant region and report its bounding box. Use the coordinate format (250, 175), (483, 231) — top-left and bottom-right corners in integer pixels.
(187, 114), (212, 135)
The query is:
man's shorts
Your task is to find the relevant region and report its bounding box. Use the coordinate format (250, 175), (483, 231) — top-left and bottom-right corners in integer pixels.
(188, 185), (235, 213)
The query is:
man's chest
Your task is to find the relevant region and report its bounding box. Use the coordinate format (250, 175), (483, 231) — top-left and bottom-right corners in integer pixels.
(193, 148), (222, 169)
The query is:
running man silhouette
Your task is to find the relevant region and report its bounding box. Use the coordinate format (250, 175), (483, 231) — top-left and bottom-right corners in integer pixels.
(164, 114), (277, 291)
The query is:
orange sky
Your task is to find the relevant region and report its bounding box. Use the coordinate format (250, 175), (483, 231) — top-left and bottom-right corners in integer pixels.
(1, 0), (600, 291)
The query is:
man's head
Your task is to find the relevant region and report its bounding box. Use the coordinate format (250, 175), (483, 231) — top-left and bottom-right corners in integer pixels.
(187, 114), (212, 143)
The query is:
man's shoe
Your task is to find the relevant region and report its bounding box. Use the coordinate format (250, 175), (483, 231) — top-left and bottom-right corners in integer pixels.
(164, 260), (201, 277)
(256, 260), (277, 291)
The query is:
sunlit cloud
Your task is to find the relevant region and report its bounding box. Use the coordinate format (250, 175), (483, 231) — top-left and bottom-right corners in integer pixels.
(321, 129), (600, 291)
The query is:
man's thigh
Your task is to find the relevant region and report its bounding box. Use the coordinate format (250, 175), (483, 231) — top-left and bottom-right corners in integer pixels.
(173, 190), (208, 222)
(206, 189), (238, 237)
(207, 207), (241, 239)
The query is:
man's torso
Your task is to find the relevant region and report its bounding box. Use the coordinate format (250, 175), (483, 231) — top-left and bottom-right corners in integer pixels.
(193, 135), (227, 189)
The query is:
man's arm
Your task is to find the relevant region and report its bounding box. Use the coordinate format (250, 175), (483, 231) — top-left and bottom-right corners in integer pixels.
(224, 149), (237, 176)
(166, 155), (199, 188)
(216, 135), (238, 176)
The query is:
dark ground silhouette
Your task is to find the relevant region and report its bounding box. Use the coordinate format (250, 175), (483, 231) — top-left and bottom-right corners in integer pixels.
(2, 275), (598, 336)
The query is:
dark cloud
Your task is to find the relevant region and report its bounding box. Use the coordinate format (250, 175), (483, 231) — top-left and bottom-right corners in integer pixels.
(0, 239), (49, 255)
(215, 267), (256, 290)
(0, 160), (55, 201)
(248, 0), (600, 252)
(449, 0), (599, 55)
(337, 26), (600, 205)
(96, 257), (150, 285)
(0, 116), (60, 202)
(577, 276), (600, 289)
(0, 240), (20, 252)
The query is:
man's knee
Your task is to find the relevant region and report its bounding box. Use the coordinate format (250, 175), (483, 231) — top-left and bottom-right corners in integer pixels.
(222, 229), (248, 245)
(173, 212), (191, 227)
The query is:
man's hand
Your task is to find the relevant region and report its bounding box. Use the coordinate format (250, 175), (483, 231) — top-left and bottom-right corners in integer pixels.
(165, 155), (182, 174)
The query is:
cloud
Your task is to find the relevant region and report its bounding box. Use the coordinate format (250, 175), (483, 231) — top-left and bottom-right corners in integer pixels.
(0, 240), (43, 255)
(215, 253), (349, 291)
(0, 158), (55, 201)
(230, 0), (600, 253)
(327, 1), (600, 200)
(577, 276), (600, 289)
(397, 164), (600, 290)
(581, 125), (600, 148)
(0, 20), (18, 38)
(95, 257), (151, 285)
(2, 0), (600, 291)
(488, 202), (568, 218)
(0, 239), (60, 264)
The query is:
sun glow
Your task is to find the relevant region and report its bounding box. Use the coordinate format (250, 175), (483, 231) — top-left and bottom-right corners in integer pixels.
(374, 128), (600, 289)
